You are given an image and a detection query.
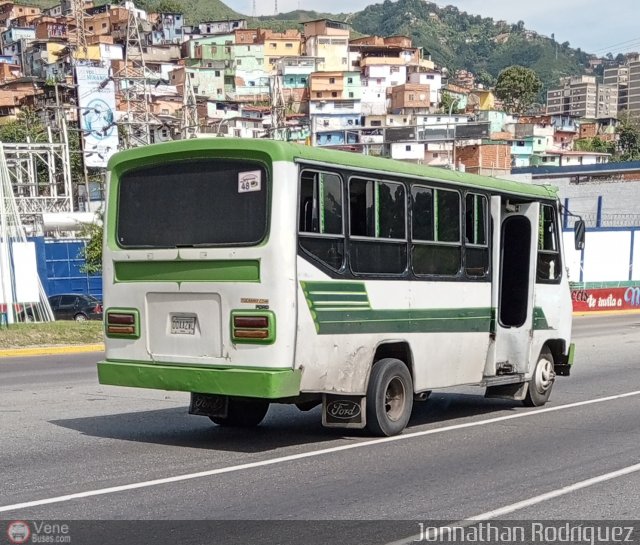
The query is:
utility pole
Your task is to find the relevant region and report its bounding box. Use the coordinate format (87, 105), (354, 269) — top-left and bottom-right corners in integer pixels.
(71, 0), (92, 211)
(181, 70), (199, 139)
(252, 0), (256, 17)
(114, 2), (153, 148)
(270, 73), (286, 140)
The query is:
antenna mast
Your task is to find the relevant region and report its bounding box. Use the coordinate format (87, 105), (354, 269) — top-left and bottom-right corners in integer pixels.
(181, 71), (199, 139)
(114, 2), (153, 149)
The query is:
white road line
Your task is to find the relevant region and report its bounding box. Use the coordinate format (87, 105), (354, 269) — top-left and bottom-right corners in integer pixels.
(1, 390), (640, 514)
(386, 462), (640, 545)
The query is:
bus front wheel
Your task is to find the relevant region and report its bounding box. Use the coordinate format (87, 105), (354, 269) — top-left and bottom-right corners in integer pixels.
(366, 358), (413, 437)
(523, 348), (555, 407)
(210, 398), (270, 427)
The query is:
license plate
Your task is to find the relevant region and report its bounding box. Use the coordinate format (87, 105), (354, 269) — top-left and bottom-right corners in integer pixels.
(171, 315), (196, 335)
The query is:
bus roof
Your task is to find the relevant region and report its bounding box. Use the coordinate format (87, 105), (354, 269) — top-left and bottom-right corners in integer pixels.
(108, 138), (559, 200)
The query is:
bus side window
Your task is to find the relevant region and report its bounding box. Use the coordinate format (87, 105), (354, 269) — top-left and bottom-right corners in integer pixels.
(349, 177), (407, 275)
(537, 204), (561, 282)
(411, 185), (461, 277)
(298, 170), (345, 271)
(464, 193), (490, 278)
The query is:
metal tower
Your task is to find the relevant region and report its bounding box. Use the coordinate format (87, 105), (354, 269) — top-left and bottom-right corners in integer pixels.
(114, 3), (153, 148)
(252, 0), (256, 17)
(181, 71), (199, 139)
(71, 0), (89, 57)
(274, 0), (277, 15)
(270, 74), (286, 140)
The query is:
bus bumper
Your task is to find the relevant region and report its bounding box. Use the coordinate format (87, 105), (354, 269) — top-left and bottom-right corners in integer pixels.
(97, 360), (302, 399)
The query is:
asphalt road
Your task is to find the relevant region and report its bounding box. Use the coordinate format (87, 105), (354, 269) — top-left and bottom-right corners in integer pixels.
(1, 314), (639, 544)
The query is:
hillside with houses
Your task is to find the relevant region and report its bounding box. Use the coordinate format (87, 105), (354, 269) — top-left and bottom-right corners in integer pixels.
(0, 0), (638, 182)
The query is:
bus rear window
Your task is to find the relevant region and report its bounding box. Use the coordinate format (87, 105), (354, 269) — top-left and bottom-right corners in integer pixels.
(116, 159), (268, 248)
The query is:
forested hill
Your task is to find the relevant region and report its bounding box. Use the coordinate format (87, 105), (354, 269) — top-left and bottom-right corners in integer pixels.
(349, 0), (591, 90)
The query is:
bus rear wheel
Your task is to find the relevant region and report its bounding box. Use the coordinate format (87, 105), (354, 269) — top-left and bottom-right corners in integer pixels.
(210, 398), (270, 427)
(523, 348), (555, 407)
(366, 358), (413, 437)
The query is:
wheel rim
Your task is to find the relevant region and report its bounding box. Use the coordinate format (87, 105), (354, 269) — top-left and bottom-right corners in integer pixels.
(384, 377), (406, 422)
(75, 314), (87, 321)
(534, 357), (555, 394)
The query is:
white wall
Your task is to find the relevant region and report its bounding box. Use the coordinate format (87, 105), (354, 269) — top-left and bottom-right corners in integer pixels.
(564, 230), (635, 283)
(391, 142), (425, 160)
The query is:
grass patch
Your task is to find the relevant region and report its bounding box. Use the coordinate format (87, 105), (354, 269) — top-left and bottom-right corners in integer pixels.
(0, 321), (104, 349)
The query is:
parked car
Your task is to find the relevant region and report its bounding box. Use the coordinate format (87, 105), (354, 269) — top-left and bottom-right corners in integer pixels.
(48, 294), (103, 321)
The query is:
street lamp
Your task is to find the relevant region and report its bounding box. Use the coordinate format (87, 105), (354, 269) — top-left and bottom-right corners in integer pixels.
(448, 97), (461, 170)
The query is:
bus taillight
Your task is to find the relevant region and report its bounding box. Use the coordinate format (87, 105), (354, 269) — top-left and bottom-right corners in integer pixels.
(106, 309), (140, 339)
(231, 311), (275, 344)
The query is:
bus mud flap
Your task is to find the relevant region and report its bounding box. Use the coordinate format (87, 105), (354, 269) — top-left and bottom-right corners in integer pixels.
(485, 382), (528, 401)
(322, 394), (366, 429)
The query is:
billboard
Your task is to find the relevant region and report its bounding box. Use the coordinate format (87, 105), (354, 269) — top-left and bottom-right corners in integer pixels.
(76, 65), (118, 168)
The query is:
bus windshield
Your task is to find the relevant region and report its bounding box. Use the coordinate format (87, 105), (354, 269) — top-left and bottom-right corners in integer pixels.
(116, 158), (268, 248)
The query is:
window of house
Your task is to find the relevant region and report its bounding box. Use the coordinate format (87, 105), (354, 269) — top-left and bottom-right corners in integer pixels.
(464, 193), (489, 277)
(301, 77), (306, 84)
(270, 43), (276, 48)
(537, 204), (561, 283)
(298, 170), (344, 271)
(347, 77), (353, 84)
(237, 59), (242, 65)
(411, 185), (461, 276)
(408, 94), (414, 101)
(349, 178), (407, 275)
(329, 77), (335, 84)
(285, 43), (293, 48)
(332, 91), (337, 97)
(216, 88), (222, 94)
(102, 22), (107, 28)
(342, 57), (347, 65)
(348, 92), (354, 98)
(316, 92), (322, 98)
(371, 120), (382, 127)
(88, 25), (93, 31)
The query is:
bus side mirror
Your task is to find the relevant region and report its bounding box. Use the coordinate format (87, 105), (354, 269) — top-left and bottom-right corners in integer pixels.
(574, 220), (585, 251)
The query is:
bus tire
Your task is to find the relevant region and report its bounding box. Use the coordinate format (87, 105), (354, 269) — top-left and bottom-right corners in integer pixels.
(210, 398), (270, 427)
(366, 358), (413, 437)
(523, 348), (555, 407)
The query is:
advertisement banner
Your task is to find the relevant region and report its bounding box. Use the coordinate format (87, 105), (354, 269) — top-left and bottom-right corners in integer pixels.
(76, 65), (118, 168)
(571, 287), (640, 312)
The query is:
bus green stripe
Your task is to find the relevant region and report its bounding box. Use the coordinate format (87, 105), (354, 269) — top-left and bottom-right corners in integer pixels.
(301, 281), (368, 294)
(114, 260), (261, 283)
(302, 281), (552, 335)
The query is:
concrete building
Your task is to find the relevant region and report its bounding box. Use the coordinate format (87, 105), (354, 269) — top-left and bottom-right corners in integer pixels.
(547, 76), (618, 119)
(303, 19), (350, 72)
(259, 29), (302, 72)
(629, 59), (640, 117)
(603, 65), (629, 112)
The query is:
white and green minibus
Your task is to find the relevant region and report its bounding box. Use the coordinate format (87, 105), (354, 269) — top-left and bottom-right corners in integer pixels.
(98, 138), (577, 436)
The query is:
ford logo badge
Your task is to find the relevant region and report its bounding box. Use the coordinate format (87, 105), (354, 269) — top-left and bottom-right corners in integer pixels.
(327, 400), (361, 420)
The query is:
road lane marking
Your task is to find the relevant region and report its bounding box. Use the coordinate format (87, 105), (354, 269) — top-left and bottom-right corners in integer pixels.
(387, 462), (640, 545)
(1, 389), (640, 514)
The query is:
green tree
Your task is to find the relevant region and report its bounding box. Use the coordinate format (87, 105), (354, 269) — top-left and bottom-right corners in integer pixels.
(79, 212), (103, 275)
(0, 107), (48, 142)
(495, 65), (543, 114)
(439, 91), (462, 114)
(617, 111), (640, 161)
(575, 136), (615, 155)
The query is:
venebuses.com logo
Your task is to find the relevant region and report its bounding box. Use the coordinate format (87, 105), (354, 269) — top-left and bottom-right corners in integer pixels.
(6, 521), (30, 545)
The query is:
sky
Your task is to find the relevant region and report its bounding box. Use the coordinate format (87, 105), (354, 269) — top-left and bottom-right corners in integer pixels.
(224, 0), (640, 55)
